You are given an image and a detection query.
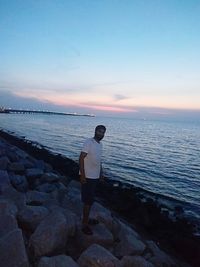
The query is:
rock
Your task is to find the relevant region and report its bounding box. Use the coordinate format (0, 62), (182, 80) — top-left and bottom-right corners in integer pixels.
(0, 170), (11, 192)
(44, 162), (53, 172)
(0, 213), (18, 238)
(26, 168), (44, 184)
(0, 156), (10, 170)
(78, 243), (122, 267)
(91, 202), (114, 232)
(17, 205), (49, 232)
(41, 172), (60, 183)
(20, 158), (34, 168)
(114, 221), (146, 258)
(29, 210), (68, 257)
(75, 223), (114, 253)
(66, 179), (81, 200)
(15, 148), (28, 159)
(146, 241), (176, 267)
(26, 190), (52, 205)
(0, 184), (26, 210)
(0, 229), (29, 267)
(9, 174), (28, 192)
(8, 162), (25, 173)
(36, 183), (57, 193)
(121, 255), (155, 267)
(34, 159), (46, 170)
(59, 175), (71, 187)
(38, 255), (79, 267)
(0, 199), (18, 217)
(56, 207), (78, 237)
(7, 150), (19, 162)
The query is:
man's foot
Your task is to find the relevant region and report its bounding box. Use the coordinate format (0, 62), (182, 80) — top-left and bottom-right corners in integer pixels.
(81, 225), (93, 235)
(88, 218), (99, 225)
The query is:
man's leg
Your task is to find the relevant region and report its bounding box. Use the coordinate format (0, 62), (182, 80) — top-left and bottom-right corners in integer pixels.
(82, 204), (91, 226)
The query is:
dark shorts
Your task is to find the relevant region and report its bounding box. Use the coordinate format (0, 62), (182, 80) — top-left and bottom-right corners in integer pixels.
(81, 178), (99, 205)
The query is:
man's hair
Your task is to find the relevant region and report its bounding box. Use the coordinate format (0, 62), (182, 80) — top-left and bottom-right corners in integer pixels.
(95, 125), (106, 131)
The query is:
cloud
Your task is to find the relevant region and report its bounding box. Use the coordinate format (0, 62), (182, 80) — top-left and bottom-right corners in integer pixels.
(113, 94), (130, 101)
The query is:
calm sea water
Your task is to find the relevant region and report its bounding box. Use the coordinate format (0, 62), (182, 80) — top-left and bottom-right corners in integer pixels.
(0, 113), (200, 223)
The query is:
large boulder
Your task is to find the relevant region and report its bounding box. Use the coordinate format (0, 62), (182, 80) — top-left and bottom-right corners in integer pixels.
(114, 221), (146, 258)
(29, 210), (68, 257)
(8, 162), (25, 173)
(0, 156), (10, 170)
(36, 183), (57, 193)
(26, 190), (52, 205)
(146, 241), (176, 267)
(75, 223), (114, 253)
(9, 174), (28, 192)
(0, 184), (26, 210)
(41, 172), (60, 183)
(38, 255), (79, 267)
(121, 255), (155, 267)
(78, 243), (122, 267)
(26, 168), (44, 185)
(0, 213), (18, 238)
(0, 229), (29, 267)
(0, 199), (18, 217)
(0, 170), (11, 192)
(17, 205), (49, 232)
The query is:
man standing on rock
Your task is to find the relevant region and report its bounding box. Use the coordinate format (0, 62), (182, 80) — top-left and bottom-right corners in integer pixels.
(79, 125), (106, 235)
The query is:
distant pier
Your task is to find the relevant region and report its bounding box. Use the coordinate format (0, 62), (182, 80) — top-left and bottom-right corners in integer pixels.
(0, 108), (94, 117)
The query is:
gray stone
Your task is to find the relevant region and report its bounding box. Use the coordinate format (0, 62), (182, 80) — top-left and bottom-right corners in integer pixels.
(0, 184), (26, 210)
(38, 255), (79, 267)
(0, 213), (18, 238)
(34, 160), (46, 170)
(9, 162), (25, 173)
(0, 199), (18, 217)
(9, 174), (28, 192)
(0, 156), (10, 170)
(7, 150), (19, 162)
(121, 255), (155, 267)
(26, 190), (51, 205)
(0, 170), (10, 192)
(36, 183), (57, 193)
(0, 229), (29, 267)
(78, 243), (122, 267)
(15, 148), (28, 159)
(146, 241), (176, 267)
(114, 221), (146, 258)
(20, 158), (34, 168)
(75, 222), (114, 252)
(26, 168), (44, 180)
(29, 210), (68, 257)
(41, 172), (60, 183)
(17, 205), (49, 232)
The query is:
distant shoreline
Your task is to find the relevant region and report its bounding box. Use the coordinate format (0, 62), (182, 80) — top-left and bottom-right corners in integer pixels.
(0, 108), (95, 117)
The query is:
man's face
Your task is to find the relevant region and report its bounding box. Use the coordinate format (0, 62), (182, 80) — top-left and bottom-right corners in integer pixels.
(95, 128), (106, 141)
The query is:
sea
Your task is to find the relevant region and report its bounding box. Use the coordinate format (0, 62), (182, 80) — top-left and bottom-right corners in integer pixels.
(0, 113), (200, 229)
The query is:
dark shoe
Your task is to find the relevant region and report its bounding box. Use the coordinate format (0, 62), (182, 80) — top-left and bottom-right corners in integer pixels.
(88, 218), (99, 225)
(81, 225), (93, 235)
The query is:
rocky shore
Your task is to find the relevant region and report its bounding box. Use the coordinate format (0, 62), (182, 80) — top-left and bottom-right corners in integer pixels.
(0, 129), (199, 267)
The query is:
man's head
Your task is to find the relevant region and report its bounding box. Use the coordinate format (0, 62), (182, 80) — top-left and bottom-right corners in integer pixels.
(94, 125), (106, 142)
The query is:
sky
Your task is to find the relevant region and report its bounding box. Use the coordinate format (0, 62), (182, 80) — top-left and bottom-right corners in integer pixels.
(0, 0), (200, 118)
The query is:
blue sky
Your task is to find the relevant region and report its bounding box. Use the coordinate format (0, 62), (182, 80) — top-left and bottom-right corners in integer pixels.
(0, 0), (200, 117)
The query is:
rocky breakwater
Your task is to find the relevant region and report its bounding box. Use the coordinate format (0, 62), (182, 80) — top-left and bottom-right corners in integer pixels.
(0, 134), (192, 267)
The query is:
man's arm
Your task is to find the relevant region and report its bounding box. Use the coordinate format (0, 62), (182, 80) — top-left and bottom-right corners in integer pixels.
(99, 163), (104, 182)
(79, 152), (87, 184)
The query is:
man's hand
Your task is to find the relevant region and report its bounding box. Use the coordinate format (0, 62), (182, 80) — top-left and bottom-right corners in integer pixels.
(80, 174), (87, 184)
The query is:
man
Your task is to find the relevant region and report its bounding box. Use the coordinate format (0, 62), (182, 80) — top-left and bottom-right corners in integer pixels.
(79, 125), (106, 235)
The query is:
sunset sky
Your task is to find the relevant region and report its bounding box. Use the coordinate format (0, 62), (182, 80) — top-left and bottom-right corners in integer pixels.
(0, 0), (200, 117)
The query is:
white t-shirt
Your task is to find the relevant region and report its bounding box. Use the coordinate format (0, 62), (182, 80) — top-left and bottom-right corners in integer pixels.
(82, 138), (102, 179)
